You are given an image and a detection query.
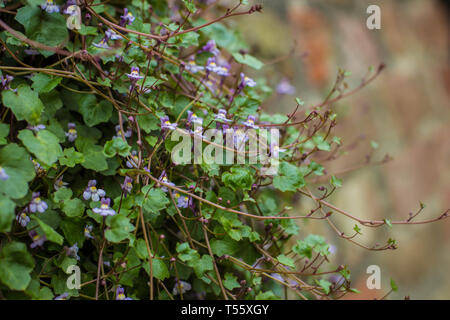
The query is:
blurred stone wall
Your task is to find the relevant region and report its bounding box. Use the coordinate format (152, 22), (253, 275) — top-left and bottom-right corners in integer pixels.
(231, 0), (449, 299)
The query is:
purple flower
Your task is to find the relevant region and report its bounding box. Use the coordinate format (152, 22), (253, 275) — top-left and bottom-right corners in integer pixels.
(116, 286), (132, 300)
(270, 145), (287, 158)
(172, 280), (192, 295)
(126, 67), (144, 82)
(160, 115), (177, 131)
(204, 79), (217, 92)
(29, 192), (48, 213)
(214, 109), (231, 123)
(191, 126), (204, 139)
(27, 124), (46, 132)
(93, 38), (110, 49)
(54, 175), (68, 191)
(175, 193), (189, 208)
(184, 58), (204, 73)
(41, 0), (59, 13)
(121, 176), (133, 197)
(0, 74), (14, 91)
(29, 230), (46, 249)
(242, 115), (259, 129)
(0, 166), (9, 181)
(31, 158), (43, 174)
(186, 110), (203, 126)
(120, 8), (135, 26)
(84, 225), (94, 239)
(205, 57), (229, 76)
(239, 73), (256, 89)
(113, 125), (132, 139)
(105, 29), (123, 41)
(233, 128), (249, 149)
(65, 243), (80, 261)
(276, 78), (296, 95)
(92, 198), (116, 216)
(65, 123), (77, 142)
(126, 151), (139, 168)
(54, 293), (69, 300)
(16, 211), (30, 227)
(199, 40), (220, 56)
(158, 171), (175, 192)
(83, 180), (106, 201)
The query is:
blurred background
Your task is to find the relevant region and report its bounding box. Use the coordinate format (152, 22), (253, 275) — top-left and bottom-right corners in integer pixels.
(222, 0), (449, 299)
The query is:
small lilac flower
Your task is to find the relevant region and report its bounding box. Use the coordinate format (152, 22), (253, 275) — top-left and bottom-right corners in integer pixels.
(276, 78), (296, 95)
(126, 151), (139, 168)
(206, 57), (229, 76)
(41, 0), (59, 13)
(29, 230), (47, 249)
(214, 109), (231, 123)
(184, 58), (204, 73)
(54, 293), (69, 300)
(175, 193), (189, 209)
(65, 243), (80, 261)
(121, 176), (133, 197)
(16, 211), (30, 227)
(239, 73), (256, 88)
(84, 225), (94, 239)
(158, 171), (175, 192)
(31, 158), (44, 174)
(65, 123), (77, 142)
(191, 126), (204, 139)
(24, 48), (40, 56)
(204, 79), (217, 92)
(199, 40), (220, 56)
(116, 286), (132, 300)
(27, 124), (46, 132)
(126, 67), (144, 82)
(0, 74), (14, 91)
(120, 8), (135, 26)
(93, 198), (116, 216)
(54, 175), (68, 191)
(113, 125), (132, 139)
(83, 180), (106, 201)
(270, 145), (287, 158)
(29, 192), (48, 213)
(160, 115), (178, 131)
(233, 128), (249, 149)
(242, 115), (259, 129)
(186, 110), (203, 126)
(0, 166), (9, 181)
(93, 38), (110, 49)
(105, 29), (123, 40)
(172, 280), (192, 295)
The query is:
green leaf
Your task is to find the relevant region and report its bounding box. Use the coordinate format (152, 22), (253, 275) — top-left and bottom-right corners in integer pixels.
(78, 94), (112, 127)
(0, 195), (16, 232)
(18, 129), (63, 166)
(292, 234), (330, 259)
(105, 214), (135, 243)
(61, 199), (85, 217)
(60, 218), (85, 247)
(273, 162), (305, 192)
(210, 237), (239, 257)
(316, 279), (332, 295)
(330, 176), (342, 188)
(384, 219), (392, 228)
(0, 242), (35, 290)
(150, 259), (170, 281)
(255, 290), (278, 300)
(2, 84), (44, 124)
(191, 255), (214, 278)
(221, 167), (254, 191)
(53, 188), (72, 203)
(223, 273), (240, 290)
(232, 52), (264, 70)
(32, 216), (64, 245)
(0, 144), (35, 199)
(390, 279), (398, 292)
(182, 0), (196, 13)
(103, 138), (131, 158)
(141, 187), (170, 214)
(0, 123), (9, 145)
(276, 254), (295, 268)
(59, 148), (85, 167)
(31, 73), (62, 93)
